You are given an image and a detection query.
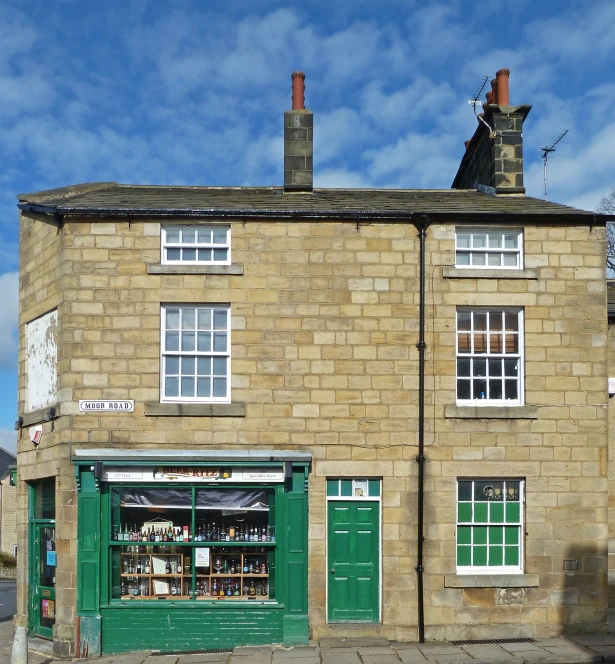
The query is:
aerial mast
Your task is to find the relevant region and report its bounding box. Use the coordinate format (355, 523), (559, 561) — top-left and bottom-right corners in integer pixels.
(540, 130), (569, 199)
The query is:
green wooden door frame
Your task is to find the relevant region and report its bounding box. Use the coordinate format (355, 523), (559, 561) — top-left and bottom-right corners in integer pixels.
(29, 520), (56, 638)
(327, 500), (380, 623)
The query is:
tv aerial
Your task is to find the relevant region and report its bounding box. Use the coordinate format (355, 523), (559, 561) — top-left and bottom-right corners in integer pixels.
(468, 76), (495, 137)
(540, 130), (568, 199)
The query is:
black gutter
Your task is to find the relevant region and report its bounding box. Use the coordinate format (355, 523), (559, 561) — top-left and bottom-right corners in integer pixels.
(17, 203), (603, 226)
(414, 213), (429, 643)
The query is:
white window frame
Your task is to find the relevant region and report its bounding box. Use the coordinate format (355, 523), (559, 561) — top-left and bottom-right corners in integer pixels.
(455, 228), (523, 269)
(160, 304), (231, 404)
(161, 225), (231, 265)
(456, 307), (524, 406)
(456, 479), (524, 575)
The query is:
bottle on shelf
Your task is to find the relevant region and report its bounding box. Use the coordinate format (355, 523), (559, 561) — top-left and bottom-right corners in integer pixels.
(234, 580), (240, 596)
(144, 558), (150, 574)
(249, 581), (256, 596)
(226, 580), (232, 596)
(136, 557), (142, 574)
(121, 580), (127, 595)
(165, 559), (172, 574)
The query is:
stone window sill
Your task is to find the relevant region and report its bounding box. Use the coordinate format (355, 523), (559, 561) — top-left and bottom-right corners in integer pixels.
(442, 267), (538, 280)
(144, 403), (246, 417)
(19, 404), (60, 427)
(147, 264), (244, 275)
(444, 405), (538, 419)
(445, 574), (539, 588)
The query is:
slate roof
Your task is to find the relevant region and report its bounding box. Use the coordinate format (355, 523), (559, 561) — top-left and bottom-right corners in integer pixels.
(18, 183), (608, 223)
(0, 448), (16, 480)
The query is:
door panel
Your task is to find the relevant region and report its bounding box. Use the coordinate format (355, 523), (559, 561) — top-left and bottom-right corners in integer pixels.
(327, 501), (379, 622)
(31, 524), (56, 638)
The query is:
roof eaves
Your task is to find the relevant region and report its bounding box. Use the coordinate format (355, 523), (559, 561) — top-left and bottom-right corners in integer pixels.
(18, 182), (118, 204)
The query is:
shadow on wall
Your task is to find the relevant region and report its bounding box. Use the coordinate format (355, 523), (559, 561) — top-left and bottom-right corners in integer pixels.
(560, 543), (608, 634)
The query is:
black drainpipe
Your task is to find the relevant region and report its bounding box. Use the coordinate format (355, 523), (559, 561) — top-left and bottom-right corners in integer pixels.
(414, 213), (430, 643)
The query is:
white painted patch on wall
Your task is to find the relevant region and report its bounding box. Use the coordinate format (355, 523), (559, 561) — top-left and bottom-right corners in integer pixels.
(26, 309), (58, 412)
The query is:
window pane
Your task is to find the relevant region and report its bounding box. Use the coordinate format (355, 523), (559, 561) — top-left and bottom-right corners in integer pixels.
(457, 233), (471, 249)
(473, 503), (488, 523)
(458, 333), (471, 353)
(505, 312), (519, 332)
(472, 252), (486, 266)
(473, 233), (486, 248)
(457, 359), (471, 377)
(489, 359), (502, 376)
(457, 312), (471, 331)
(165, 377), (179, 397)
(474, 546), (487, 566)
(489, 380), (502, 400)
(489, 333), (503, 353)
(197, 332), (211, 352)
(457, 526), (471, 544)
(473, 526), (487, 545)
(212, 229), (227, 244)
(505, 525), (519, 543)
(327, 480), (339, 497)
(165, 228), (180, 243)
(213, 357), (226, 375)
(503, 253), (518, 266)
(506, 482), (520, 501)
(181, 229), (196, 243)
(489, 312), (503, 331)
(456, 252), (470, 265)
(181, 356), (195, 376)
(166, 248), (181, 261)
(504, 380), (518, 400)
(505, 502), (521, 523)
(212, 378), (227, 397)
(182, 309), (196, 329)
(474, 481), (504, 501)
(198, 309), (212, 330)
(458, 481), (472, 501)
(197, 357), (212, 375)
(368, 479), (381, 497)
(197, 228), (212, 243)
(489, 546), (503, 566)
(457, 379), (471, 400)
(166, 331), (179, 351)
(457, 545), (471, 566)
(488, 253), (501, 266)
(490, 503), (504, 523)
(197, 377), (211, 397)
(505, 335), (518, 354)
(213, 310), (228, 330)
(473, 333), (487, 354)
(504, 546), (519, 566)
(166, 356), (179, 375)
(472, 380), (487, 400)
(166, 309), (180, 329)
(183, 248), (197, 261)
(474, 313), (487, 331)
(198, 249), (213, 262)
(213, 332), (227, 352)
(181, 377), (194, 397)
(489, 527), (503, 544)
(504, 359), (518, 376)
(474, 358), (486, 377)
(504, 234), (518, 249)
(340, 480), (352, 496)
(181, 331), (195, 352)
(457, 503), (472, 522)
(213, 248), (228, 261)
(488, 233), (502, 248)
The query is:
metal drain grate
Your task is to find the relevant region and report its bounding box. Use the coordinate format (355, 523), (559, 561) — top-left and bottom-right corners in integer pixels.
(153, 649), (232, 655)
(452, 638), (535, 646)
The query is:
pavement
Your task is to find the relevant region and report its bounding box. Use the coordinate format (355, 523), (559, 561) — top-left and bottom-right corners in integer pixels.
(3, 622), (615, 664)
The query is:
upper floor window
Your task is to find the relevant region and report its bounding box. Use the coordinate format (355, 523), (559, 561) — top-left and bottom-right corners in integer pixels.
(456, 229), (522, 269)
(456, 308), (523, 406)
(161, 305), (230, 403)
(162, 226), (230, 265)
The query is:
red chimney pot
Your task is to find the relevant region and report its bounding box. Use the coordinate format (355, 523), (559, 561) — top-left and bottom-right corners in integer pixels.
(496, 69), (510, 106)
(291, 71), (306, 110)
(491, 78), (498, 105)
(486, 90), (494, 105)
(464, 140), (471, 149)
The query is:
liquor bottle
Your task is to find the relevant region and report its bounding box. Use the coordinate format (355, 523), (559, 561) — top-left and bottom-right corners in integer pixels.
(188, 526), (192, 541)
(228, 524), (236, 541)
(249, 561), (255, 574)
(205, 523), (211, 541)
(121, 580), (126, 595)
(171, 580), (177, 596)
(143, 579), (149, 596)
(128, 559), (134, 574)
(243, 559), (249, 573)
(123, 558), (128, 573)
(219, 580), (225, 597)
(223, 558), (229, 574)
(184, 558), (191, 574)
(149, 528), (155, 542)
(133, 578), (140, 596)
(212, 579), (218, 595)
(234, 580), (240, 596)
(266, 525), (271, 542)
(249, 581), (256, 596)
(128, 525), (133, 542)
(212, 522), (218, 542)
(144, 558), (150, 574)
(167, 526), (174, 542)
(136, 557), (142, 574)
(141, 528), (147, 542)
(165, 559), (172, 574)
(254, 559), (260, 574)
(134, 525), (139, 542)
(226, 580), (232, 596)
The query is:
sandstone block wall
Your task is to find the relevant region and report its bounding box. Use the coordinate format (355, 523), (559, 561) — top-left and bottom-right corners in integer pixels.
(17, 212), (609, 643)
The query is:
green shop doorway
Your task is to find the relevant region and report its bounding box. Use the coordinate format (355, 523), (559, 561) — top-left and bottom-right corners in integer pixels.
(29, 478), (57, 639)
(327, 478), (380, 623)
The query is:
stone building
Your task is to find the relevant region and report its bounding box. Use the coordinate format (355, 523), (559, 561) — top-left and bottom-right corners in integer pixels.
(15, 71), (613, 657)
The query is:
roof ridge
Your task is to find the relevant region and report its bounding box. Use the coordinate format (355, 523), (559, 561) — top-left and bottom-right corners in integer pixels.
(18, 182), (118, 204)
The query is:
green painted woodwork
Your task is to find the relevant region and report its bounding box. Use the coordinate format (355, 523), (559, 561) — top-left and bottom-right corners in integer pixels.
(457, 503), (471, 522)
(506, 502), (520, 522)
(368, 480), (380, 497)
(101, 606), (284, 653)
(75, 461), (309, 654)
(457, 545), (471, 566)
(474, 502), (488, 523)
(490, 502), (504, 523)
(327, 501), (379, 623)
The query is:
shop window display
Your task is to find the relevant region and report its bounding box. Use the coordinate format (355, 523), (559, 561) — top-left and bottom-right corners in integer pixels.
(109, 487), (276, 601)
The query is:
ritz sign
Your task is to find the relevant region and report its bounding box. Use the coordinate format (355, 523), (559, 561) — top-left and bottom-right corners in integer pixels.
(79, 400), (135, 412)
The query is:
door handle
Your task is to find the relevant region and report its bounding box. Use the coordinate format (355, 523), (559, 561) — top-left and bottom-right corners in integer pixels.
(330, 569), (335, 574)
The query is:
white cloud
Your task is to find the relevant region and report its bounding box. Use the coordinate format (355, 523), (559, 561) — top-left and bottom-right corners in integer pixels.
(0, 272), (18, 371)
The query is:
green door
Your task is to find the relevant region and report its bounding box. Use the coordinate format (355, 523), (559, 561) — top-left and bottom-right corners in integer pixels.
(31, 524), (56, 639)
(327, 501), (379, 622)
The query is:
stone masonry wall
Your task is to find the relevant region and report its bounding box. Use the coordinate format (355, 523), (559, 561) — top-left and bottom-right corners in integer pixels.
(19, 213), (608, 644)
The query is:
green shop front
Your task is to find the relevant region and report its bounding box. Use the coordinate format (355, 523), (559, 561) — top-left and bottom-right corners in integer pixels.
(73, 449), (311, 656)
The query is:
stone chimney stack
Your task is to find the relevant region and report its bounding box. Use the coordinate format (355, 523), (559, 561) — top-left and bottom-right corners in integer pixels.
(452, 69), (531, 194)
(284, 72), (313, 192)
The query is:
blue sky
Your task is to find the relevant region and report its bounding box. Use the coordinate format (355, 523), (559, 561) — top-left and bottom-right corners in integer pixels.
(1, 0), (614, 454)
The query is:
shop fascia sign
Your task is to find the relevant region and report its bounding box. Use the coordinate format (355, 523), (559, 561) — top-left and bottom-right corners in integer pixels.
(79, 400), (135, 412)
(103, 466), (284, 483)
